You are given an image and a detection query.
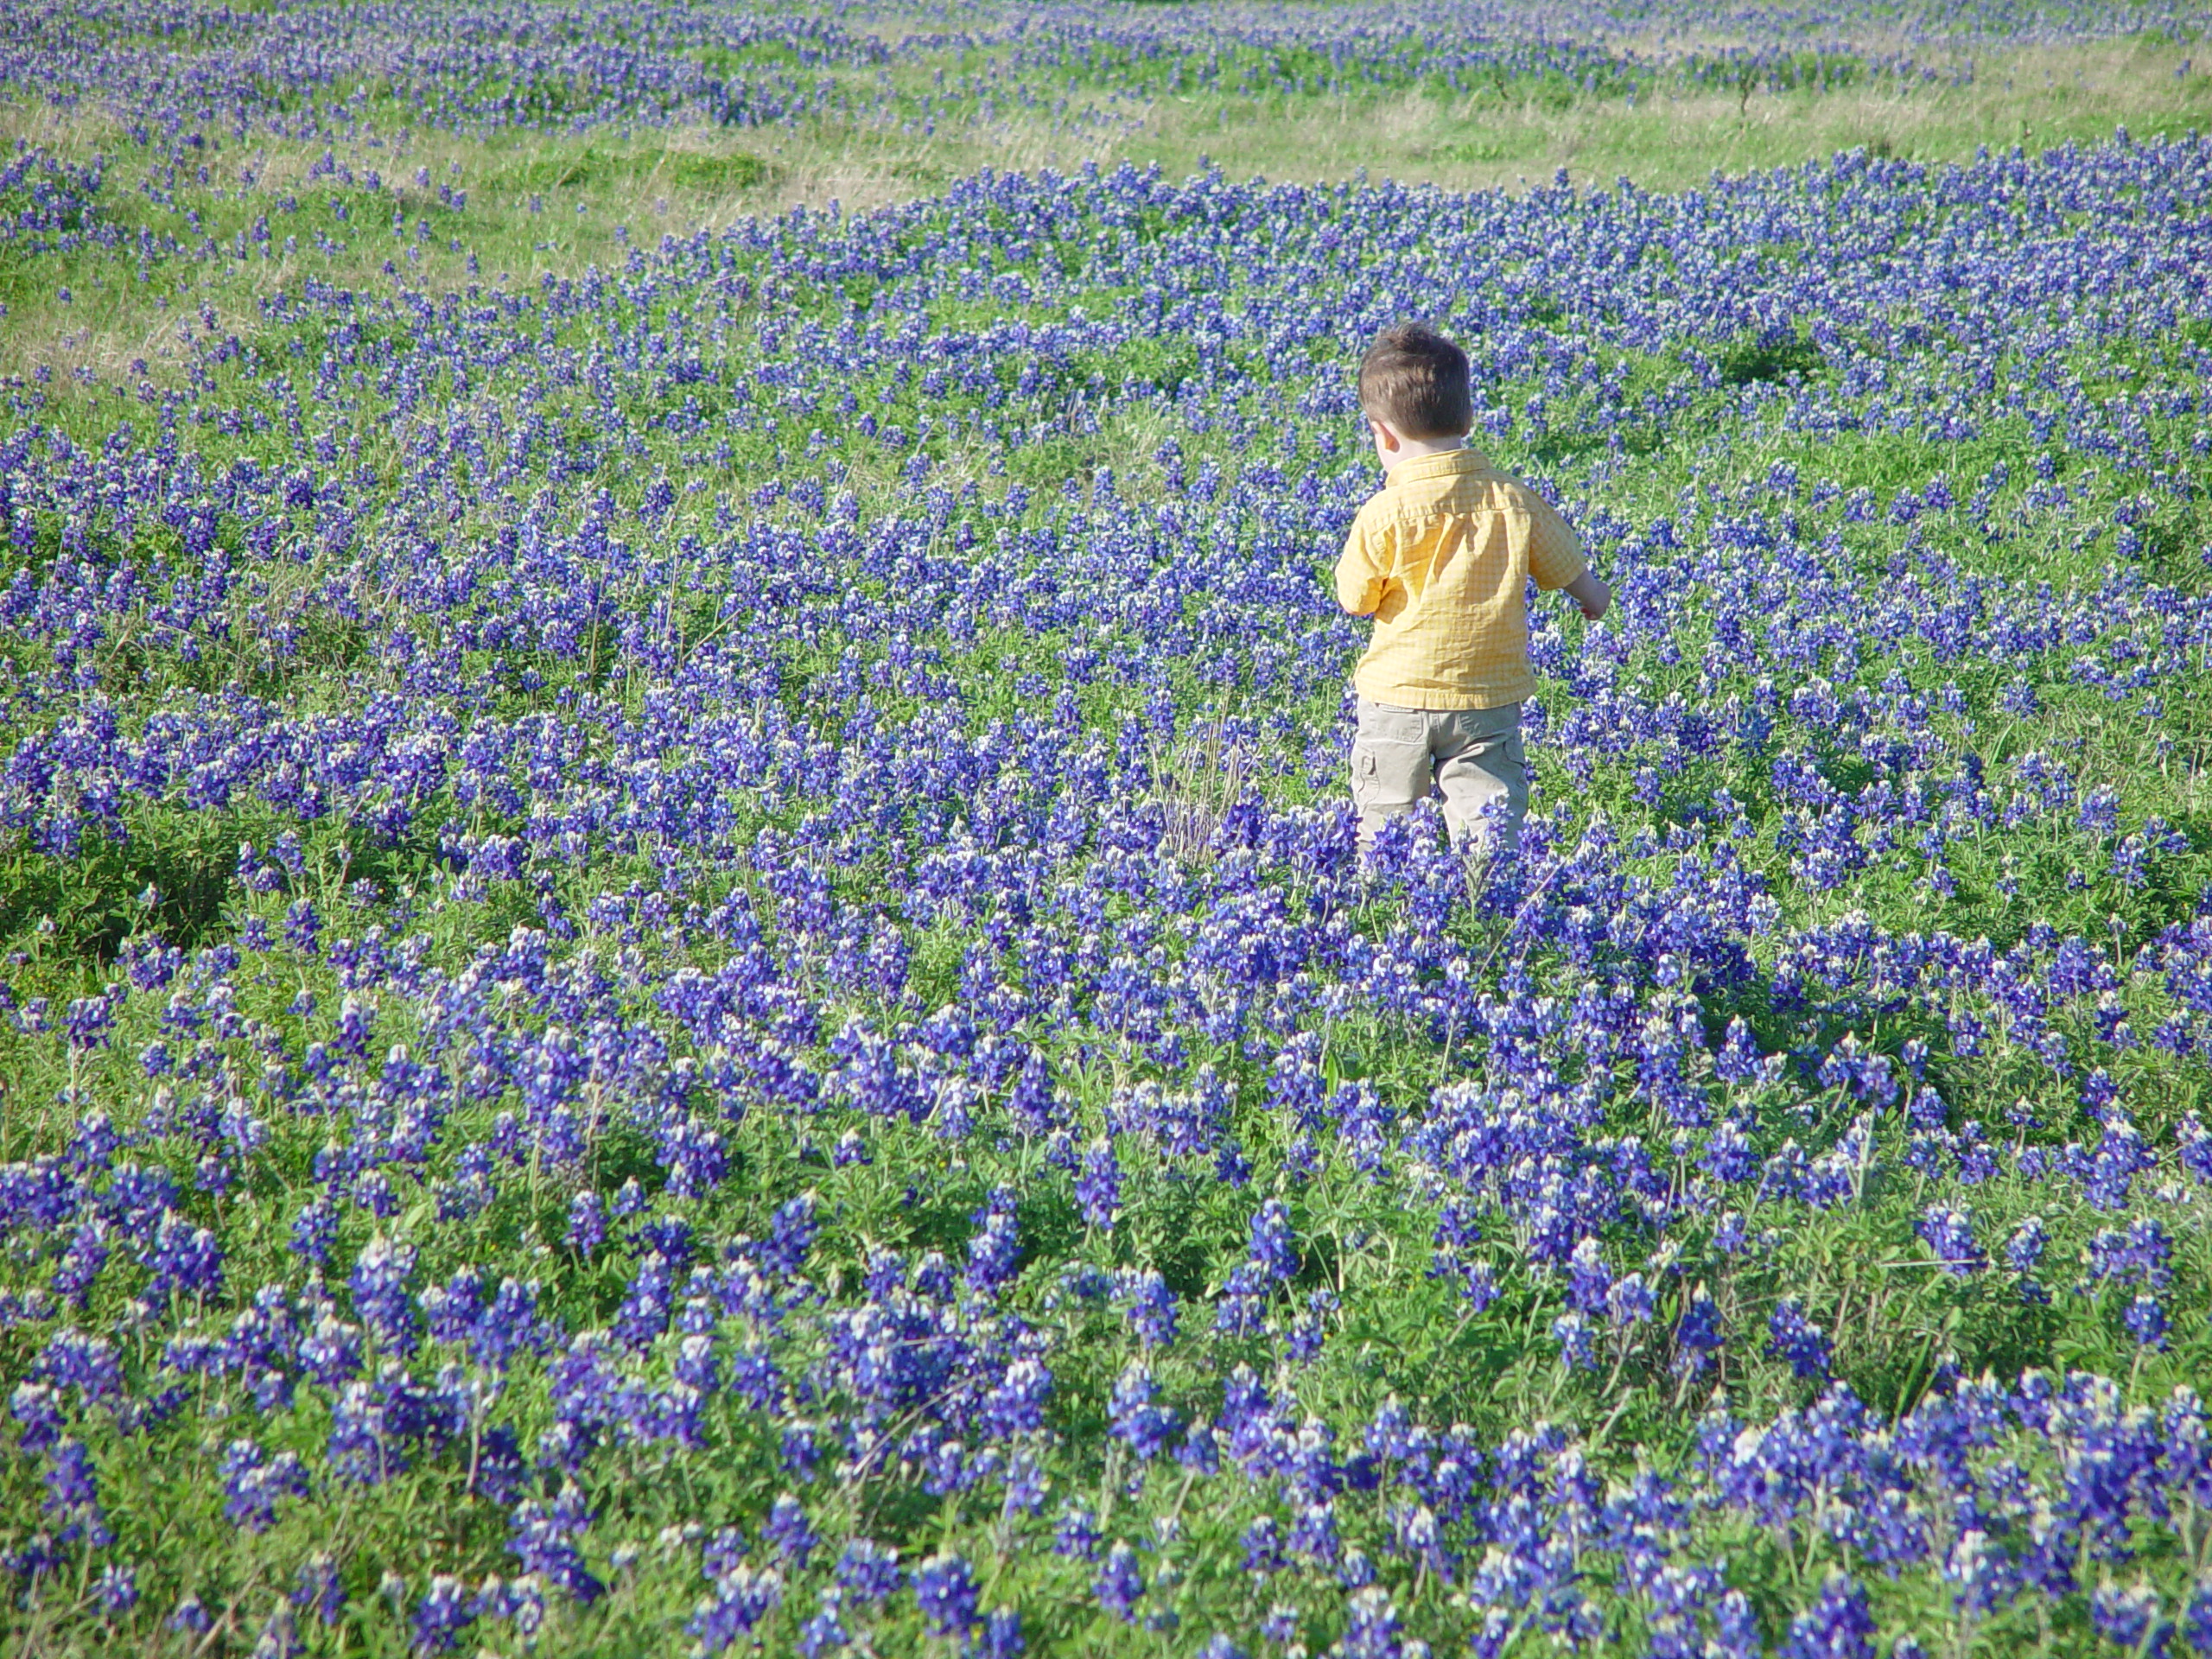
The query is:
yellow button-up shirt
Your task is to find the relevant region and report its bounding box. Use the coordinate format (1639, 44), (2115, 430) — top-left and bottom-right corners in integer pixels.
(1333, 446), (1586, 710)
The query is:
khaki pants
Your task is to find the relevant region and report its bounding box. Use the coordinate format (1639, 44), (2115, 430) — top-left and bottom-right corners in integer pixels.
(1350, 696), (1527, 851)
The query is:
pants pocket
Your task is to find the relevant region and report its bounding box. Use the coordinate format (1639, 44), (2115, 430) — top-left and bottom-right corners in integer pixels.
(1350, 727), (1432, 811)
(1356, 697), (1429, 748)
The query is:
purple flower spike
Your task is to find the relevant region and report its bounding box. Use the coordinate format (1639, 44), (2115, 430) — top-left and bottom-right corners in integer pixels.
(912, 1552), (978, 1637)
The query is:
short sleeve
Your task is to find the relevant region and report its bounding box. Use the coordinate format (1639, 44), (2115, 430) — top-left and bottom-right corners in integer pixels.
(1333, 506), (1392, 616)
(1524, 493), (1587, 592)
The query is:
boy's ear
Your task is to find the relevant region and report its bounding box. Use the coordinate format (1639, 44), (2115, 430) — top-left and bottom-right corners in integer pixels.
(1368, 416), (1401, 451)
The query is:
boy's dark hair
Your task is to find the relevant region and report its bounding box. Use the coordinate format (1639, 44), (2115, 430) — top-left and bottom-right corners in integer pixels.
(1357, 322), (1472, 439)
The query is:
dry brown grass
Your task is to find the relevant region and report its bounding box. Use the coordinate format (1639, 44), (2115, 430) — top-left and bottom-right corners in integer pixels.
(0, 37), (2203, 399)
(1118, 39), (2210, 196)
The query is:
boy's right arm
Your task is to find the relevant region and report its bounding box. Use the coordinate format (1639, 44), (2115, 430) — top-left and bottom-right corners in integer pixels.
(1334, 513), (1389, 615)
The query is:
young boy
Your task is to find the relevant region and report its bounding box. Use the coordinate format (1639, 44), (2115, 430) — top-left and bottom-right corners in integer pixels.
(1334, 321), (1610, 853)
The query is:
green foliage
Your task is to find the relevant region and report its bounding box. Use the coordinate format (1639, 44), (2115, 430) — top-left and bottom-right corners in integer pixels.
(1714, 327), (1828, 386)
(2, 29), (2211, 1659)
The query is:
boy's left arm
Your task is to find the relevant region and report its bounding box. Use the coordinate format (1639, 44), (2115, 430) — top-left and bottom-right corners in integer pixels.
(1562, 568), (1611, 620)
(1527, 495), (1604, 616)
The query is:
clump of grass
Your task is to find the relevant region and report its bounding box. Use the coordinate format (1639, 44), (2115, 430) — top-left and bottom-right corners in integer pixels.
(1147, 720), (1257, 862)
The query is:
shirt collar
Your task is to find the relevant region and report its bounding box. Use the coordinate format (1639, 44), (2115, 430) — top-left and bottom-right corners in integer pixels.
(1387, 446), (1492, 486)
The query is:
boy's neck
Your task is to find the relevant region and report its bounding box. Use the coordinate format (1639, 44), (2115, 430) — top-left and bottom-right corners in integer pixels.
(1386, 433), (1468, 474)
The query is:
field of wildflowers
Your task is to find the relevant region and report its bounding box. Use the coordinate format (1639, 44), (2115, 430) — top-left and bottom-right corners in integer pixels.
(3, 3), (2212, 1655)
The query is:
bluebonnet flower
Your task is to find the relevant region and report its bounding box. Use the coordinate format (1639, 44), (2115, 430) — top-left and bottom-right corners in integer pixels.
(1109, 1361), (1179, 1460)
(1288, 1501), (1341, 1569)
(1700, 1120), (1758, 1184)
(691, 1565), (784, 1654)
(1337, 1586), (1408, 1658)
(2182, 1581), (2212, 1655)
(2006, 1217), (2047, 1274)
(293, 1554), (345, 1626)
(1076, 1140), (1120, 1231)
(2125, 1295), (2169, 1350)
(1287, 1288), (1338, 1362)
(1567, 1237), (1613, 1313)
(2087, 1218), (2174, 1290)
(2179, 1116), (2212, 1185)
(1242, 1516), (1283, 1578)
(509, 1486), (602, 1605)
(43, 1440), (110, 1548)
(1917, 1207), (1984, 1275)
(92, 1563), (136, 1617)
(143, 1213), (224, 1301)
(765, 1495), (818, 1567)
(40, 1330), (123, 1404)
(2086, 1118), (2153, 1211)
(1940, 1529), (2015, 1618)
(1767, 1301), (1832, 1381)
(1607, 1273), (1655, 1325)
(761, 1193), (819, 1277)
(1095, 1542), (1144, 1623)
(0, 81), (2209, 1658)
(1214, 1265), (1271, 1337)
(780, 1423), (821, 1484)
(1000, 1451), (1046, 1519)
(255, 1606), (302, 1658)
(983, 1359), (1052, 1439)
(964, 1187), (1021, 1297)
(912, 1552), (978, 1638)
(1054, 1506), (1102, 1562)
(1117, 1269), (1179, 1350)
(1553, 1312), (1599, 1370)
(796, 1592), (849, 1658)
(1782, 1573), (1874, 1659)
(1177, 1420), (1223, 1476)
(981, 1608), (1025, 1658)
(412, 1576), (472, 1652)
(219, 1440), (308, 1533)
(350, 1236), (419, 1353)
(2090, 1584), (2166, 1651)
(1247, 1199), (1297, 1285)
(836, 1540), (900, 1604)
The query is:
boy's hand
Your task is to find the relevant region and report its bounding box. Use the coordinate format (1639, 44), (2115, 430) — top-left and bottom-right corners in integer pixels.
(1565, 569), (1611, 621)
